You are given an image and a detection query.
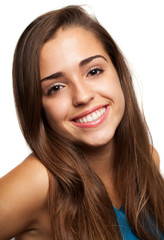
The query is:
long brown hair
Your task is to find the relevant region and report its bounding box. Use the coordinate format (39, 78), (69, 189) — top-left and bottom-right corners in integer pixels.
(13, 5), (164, 240)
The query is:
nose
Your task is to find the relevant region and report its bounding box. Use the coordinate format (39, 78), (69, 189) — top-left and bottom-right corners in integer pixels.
(71, 80), (95, 107)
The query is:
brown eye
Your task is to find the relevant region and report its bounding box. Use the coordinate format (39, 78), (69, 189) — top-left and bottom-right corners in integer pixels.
(47, 84), (64, 95)
(87, 68), (103, 77)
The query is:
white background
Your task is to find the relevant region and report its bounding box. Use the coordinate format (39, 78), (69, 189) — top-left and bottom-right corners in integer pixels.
(0, 0), (163, 177)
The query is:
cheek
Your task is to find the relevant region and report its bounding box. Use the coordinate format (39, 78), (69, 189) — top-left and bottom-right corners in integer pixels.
(95, 76), (125, 118)
(111, 82), (125, 115)
(42, 98), (69, 128)
(113, 83), (125, 108)
(95, 76), (125, 103)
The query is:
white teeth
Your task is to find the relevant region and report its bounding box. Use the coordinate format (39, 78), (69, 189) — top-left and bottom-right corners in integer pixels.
(92, 113), (97, 120)
(83, 117), (87, 123)
(97, 111), (101, 118)
(75, 107), (106, 124)
(87, 115), (93, 122)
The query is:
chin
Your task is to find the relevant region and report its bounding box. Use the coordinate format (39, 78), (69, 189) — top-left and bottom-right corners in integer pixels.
(77, 131), (115, 149)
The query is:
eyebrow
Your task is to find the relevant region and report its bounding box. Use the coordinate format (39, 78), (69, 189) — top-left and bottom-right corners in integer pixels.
(79, 54), (108, 67)
(40, 54), (108, 82)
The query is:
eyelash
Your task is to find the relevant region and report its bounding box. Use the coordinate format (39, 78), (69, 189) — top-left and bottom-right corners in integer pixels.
(47, 84), (64, 95)
(87, 67), (104, 77)
(46, 67), (104, 96)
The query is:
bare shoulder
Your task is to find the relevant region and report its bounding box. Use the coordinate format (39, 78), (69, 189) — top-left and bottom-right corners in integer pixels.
(150, 145), (160, 169)
(0, 153), (49, 201)
(0, 154), (50, 239)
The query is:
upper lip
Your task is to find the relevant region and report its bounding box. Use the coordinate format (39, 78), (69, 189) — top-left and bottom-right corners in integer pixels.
(71, 104), (108, 121)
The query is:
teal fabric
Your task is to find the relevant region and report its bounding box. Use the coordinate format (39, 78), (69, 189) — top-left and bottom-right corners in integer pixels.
(114, 206), (164, 240)
(114, 206), (140, 240)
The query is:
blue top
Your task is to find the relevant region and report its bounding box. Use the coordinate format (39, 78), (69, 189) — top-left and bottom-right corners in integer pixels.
(114, 206), (164, 240)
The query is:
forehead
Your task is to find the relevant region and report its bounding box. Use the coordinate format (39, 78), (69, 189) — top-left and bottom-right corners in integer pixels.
(39, 27), (110, 79)
(40, 27), (108, 61)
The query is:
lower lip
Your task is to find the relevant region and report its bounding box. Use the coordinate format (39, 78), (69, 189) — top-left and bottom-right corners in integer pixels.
(71, 105), (110, 128)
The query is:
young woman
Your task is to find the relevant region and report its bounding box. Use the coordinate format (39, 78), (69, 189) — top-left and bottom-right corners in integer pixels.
(0, 5), (163, 240)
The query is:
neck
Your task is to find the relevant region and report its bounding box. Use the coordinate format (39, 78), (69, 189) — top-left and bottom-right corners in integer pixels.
(81, 138), (115, 181)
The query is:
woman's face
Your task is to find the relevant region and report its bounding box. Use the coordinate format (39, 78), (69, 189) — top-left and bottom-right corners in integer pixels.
(40, 27), (125, 148)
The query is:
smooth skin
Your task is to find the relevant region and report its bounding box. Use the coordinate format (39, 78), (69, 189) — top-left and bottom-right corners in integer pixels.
(0, 27), (160, 239)
(40, 27), (125, 148)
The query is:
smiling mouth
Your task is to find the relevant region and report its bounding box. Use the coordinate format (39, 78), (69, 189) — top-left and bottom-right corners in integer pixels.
(71, 105), (109, 128)
(74, 106), (106, 123)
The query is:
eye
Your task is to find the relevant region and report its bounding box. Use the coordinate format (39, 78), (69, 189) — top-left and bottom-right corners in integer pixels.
(47, 84), (64, 95)
(87, 68), (104, 77)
